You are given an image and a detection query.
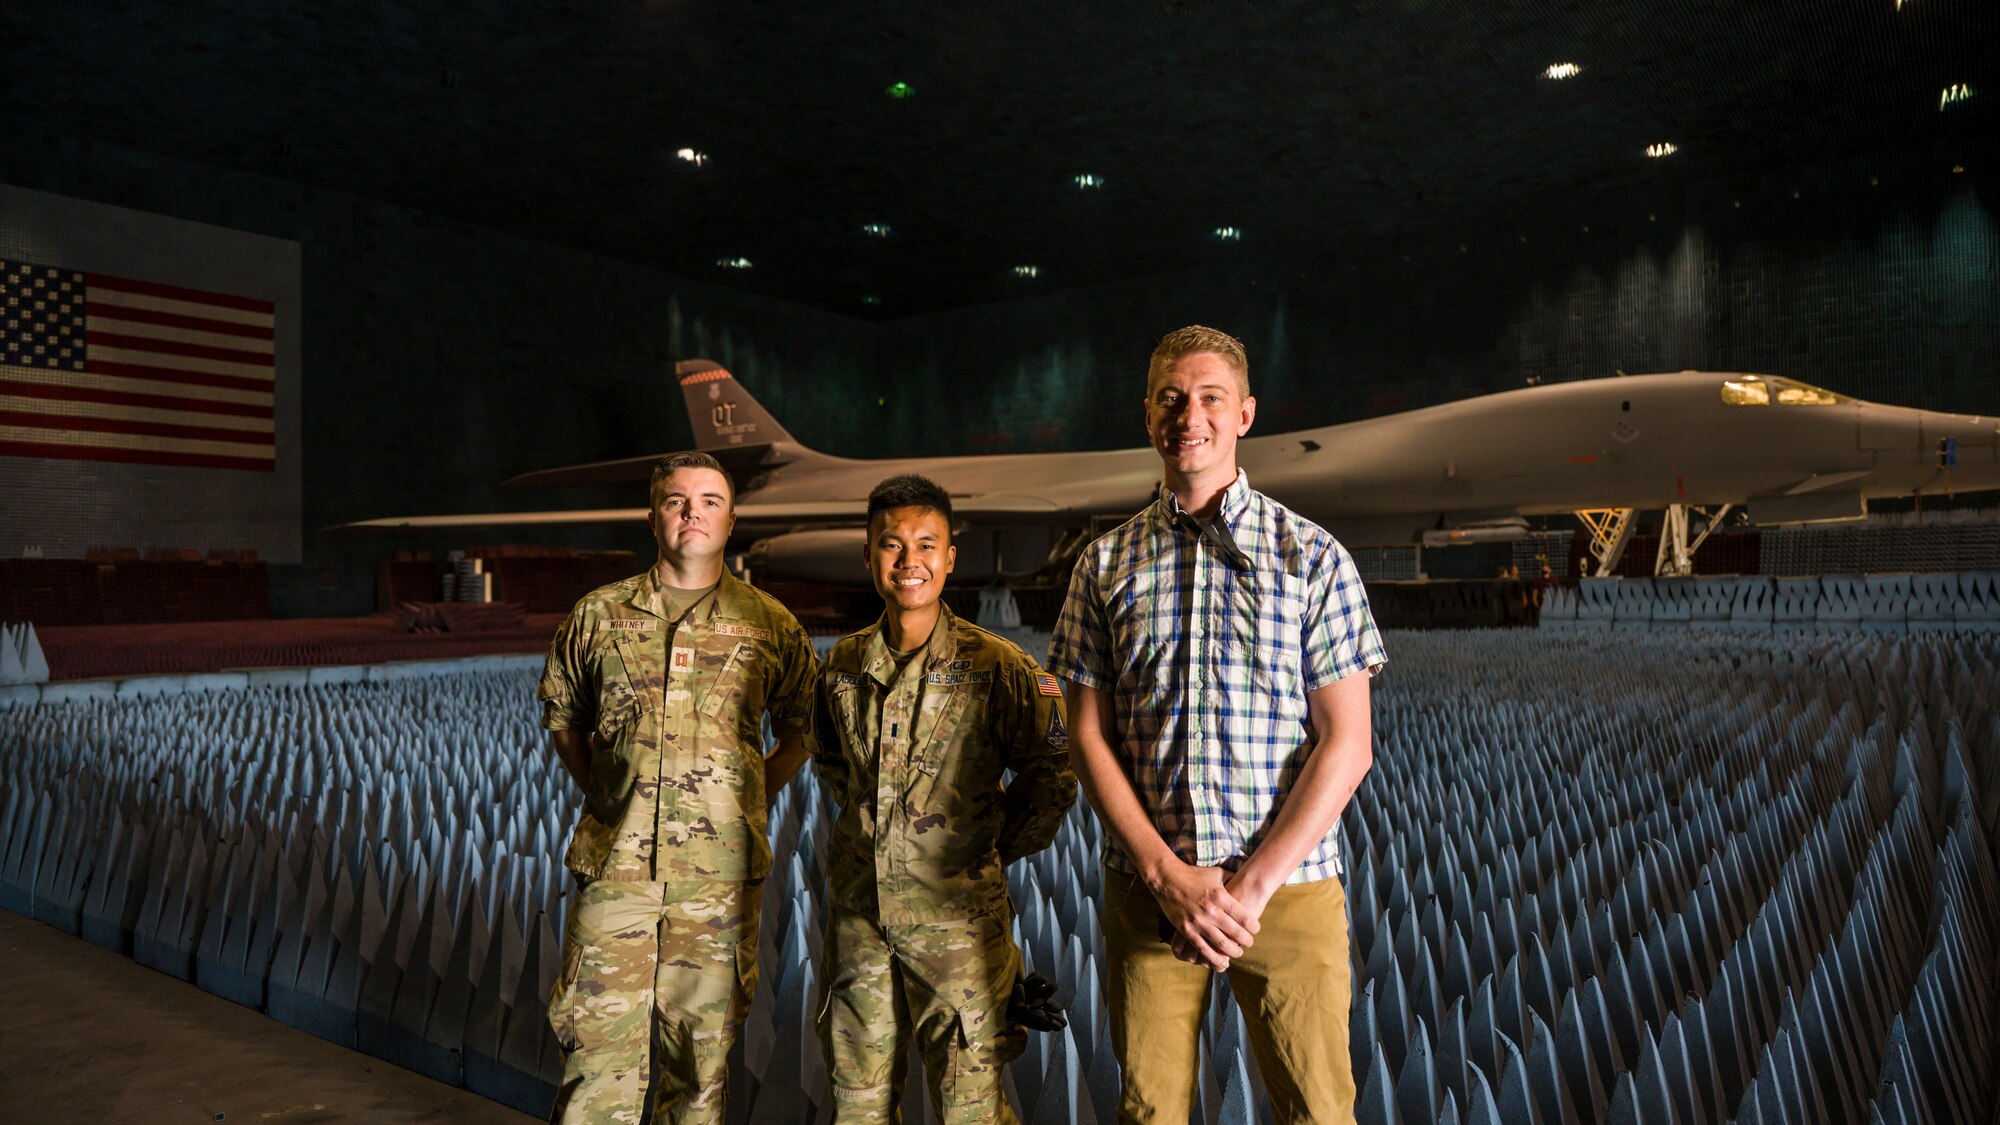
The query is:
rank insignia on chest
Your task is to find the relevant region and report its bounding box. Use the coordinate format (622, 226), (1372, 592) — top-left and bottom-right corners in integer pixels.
(714, 622), (771, 640)
(1035, 672), (1063, 697)
(607, 618), (658, 631)
(671, 647), (693, 670)
(927, 670), (993, 686)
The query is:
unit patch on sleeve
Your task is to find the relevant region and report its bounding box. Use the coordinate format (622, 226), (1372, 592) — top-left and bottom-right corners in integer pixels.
(1046, 708), (1068, 750)
(1035, 672), (1064, 697)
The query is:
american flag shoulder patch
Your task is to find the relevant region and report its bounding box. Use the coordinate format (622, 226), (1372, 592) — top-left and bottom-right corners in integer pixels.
(1035, 672), (1063, 697)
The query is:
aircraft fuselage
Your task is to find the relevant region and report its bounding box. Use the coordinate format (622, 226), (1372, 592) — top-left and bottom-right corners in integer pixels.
(737, 373), (2000, 544)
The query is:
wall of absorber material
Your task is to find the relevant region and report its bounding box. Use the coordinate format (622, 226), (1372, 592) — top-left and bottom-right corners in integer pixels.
(1540, 572), (2000, 633)
(1, 631), (1995, 1123)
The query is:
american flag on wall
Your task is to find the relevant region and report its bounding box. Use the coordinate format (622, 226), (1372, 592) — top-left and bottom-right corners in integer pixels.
(0, 259), (275, 472)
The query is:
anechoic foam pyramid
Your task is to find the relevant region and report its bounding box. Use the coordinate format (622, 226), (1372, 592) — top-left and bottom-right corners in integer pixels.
(0, 630), (1994, 1122)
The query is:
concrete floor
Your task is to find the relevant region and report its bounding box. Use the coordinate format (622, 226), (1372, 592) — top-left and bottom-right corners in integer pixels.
(0, 909), (539, 1124)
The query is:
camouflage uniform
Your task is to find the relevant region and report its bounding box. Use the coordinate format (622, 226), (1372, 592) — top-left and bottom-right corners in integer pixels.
(811, 603), (1078, 1123)
(539, 568), (817, 1125)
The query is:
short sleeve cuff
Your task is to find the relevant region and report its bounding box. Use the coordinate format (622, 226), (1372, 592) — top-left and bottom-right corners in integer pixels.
(542, 701), (589, 732)
(1043, 651), (1110, 692)
(1304, 652), (1387, 692)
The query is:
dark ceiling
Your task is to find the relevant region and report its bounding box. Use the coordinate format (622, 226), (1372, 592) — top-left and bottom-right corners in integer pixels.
(4, 1), (1994, 318)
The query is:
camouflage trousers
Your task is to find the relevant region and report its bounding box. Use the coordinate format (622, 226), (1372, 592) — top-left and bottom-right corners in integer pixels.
(819, 907), (1025, 1124)
(548, 877), (762, 1125)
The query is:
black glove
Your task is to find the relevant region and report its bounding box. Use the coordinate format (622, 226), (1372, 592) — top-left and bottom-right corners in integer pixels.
(1006, 970), (1068, 1033)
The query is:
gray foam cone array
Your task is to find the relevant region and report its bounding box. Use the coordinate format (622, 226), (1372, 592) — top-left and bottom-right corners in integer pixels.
(0, 621), (51, 686)
(2, 631), (1995, 1122)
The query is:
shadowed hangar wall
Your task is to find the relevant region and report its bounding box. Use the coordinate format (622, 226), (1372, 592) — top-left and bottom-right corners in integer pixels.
(872, 169), (2000, 459)
(5, 136), (1996, 613)
(0, 136), (884, 616)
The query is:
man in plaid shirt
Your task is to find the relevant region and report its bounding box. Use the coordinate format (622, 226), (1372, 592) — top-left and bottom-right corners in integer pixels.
(1046, 325), (1386, 1123)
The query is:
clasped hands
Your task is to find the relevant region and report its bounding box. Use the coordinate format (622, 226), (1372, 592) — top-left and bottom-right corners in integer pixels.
(1150, 860), (1271, 972)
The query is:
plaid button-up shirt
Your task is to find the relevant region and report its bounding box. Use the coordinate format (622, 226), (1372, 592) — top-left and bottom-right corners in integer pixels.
(1046, 471), (1387, 884)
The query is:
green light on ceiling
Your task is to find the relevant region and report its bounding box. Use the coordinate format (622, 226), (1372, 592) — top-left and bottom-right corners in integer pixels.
(861, 295), (882, 306)
(885, 81), (914, 99)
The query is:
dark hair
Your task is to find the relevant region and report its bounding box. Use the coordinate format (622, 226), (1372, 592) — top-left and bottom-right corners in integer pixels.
(867, 473), (954, 529)
(649, 451), (732, 507)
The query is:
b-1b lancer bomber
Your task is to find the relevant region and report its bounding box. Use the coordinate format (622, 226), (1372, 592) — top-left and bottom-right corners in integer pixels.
(353, 361), (2000, 582)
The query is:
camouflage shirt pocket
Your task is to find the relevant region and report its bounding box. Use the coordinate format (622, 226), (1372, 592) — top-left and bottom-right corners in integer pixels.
(585, 637), (646, 822)
(913, 687), (979, 777)
(700, 641), (760, 724)
(591, 636), (644, 738)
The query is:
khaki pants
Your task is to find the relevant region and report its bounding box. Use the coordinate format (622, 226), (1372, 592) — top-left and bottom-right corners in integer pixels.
(1102, 868), (1356, 1124)
(819, 907), (1024, 1124)
(547, 877), (761, 1125)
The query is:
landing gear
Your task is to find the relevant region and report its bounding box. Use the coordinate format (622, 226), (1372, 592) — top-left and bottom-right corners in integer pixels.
(1653, 503), (1732, 578)
(1573, 504), (1733, 577)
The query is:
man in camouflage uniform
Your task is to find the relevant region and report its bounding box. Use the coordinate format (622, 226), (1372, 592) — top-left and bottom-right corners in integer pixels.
(812, 474), (1078, 1123)
(539, 451), (818, 1125)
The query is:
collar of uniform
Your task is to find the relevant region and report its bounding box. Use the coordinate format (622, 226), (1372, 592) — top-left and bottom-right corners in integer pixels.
(630, 564), (746, 622)
(859, 600), (961, 687)
(1151, 470), (1255, 566)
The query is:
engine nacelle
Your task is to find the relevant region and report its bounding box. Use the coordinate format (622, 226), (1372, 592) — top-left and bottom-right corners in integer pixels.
(746, 525), (1060, 585)
(746, 529), (871, 583)
(1420, 521), (1529, 547)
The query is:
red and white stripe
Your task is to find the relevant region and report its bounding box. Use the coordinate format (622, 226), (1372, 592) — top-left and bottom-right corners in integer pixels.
(0, 274), (275, 472)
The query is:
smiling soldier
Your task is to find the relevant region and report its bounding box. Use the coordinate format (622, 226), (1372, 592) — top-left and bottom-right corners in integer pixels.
(811, 474), (1078, 1123)
(538, 451), (819, 1125)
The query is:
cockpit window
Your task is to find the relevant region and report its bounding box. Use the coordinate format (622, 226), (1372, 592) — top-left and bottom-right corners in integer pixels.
(1721, 375), (1849, 406)
(1721, 378), (1770, 406)
(1772, 378), (1846, 405)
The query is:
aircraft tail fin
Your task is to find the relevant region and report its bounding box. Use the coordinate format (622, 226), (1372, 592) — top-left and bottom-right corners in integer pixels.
(677, 359), (803, 453)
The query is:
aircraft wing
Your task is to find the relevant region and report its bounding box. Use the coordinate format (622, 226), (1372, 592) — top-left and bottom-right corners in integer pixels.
(344, 508), (649, 529)
(734, 494), (1067, 524)
(343, 493), (1076, 531)
(505, 457), (668, 487)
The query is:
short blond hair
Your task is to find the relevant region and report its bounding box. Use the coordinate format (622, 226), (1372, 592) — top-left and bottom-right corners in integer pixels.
(1147, 325), (1250, 397)
(649, 451), (732, 508)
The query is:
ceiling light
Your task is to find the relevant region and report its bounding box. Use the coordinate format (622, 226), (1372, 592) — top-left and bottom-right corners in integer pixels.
(1014, 265), (1039, 278)
(885, 81), (914, 99)
(1074, 173), (1104, 189)
(1543, 63), (1581, 80)
(861, 295), (882, 306)
(676, 148), (707, 166)
(717, 257), (752, 270)
(861, 223), (892, 237)
(1940, 83), (1973, 110)
(1645, 142), (1678, 159)
(1212, 226), (1243, 241)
